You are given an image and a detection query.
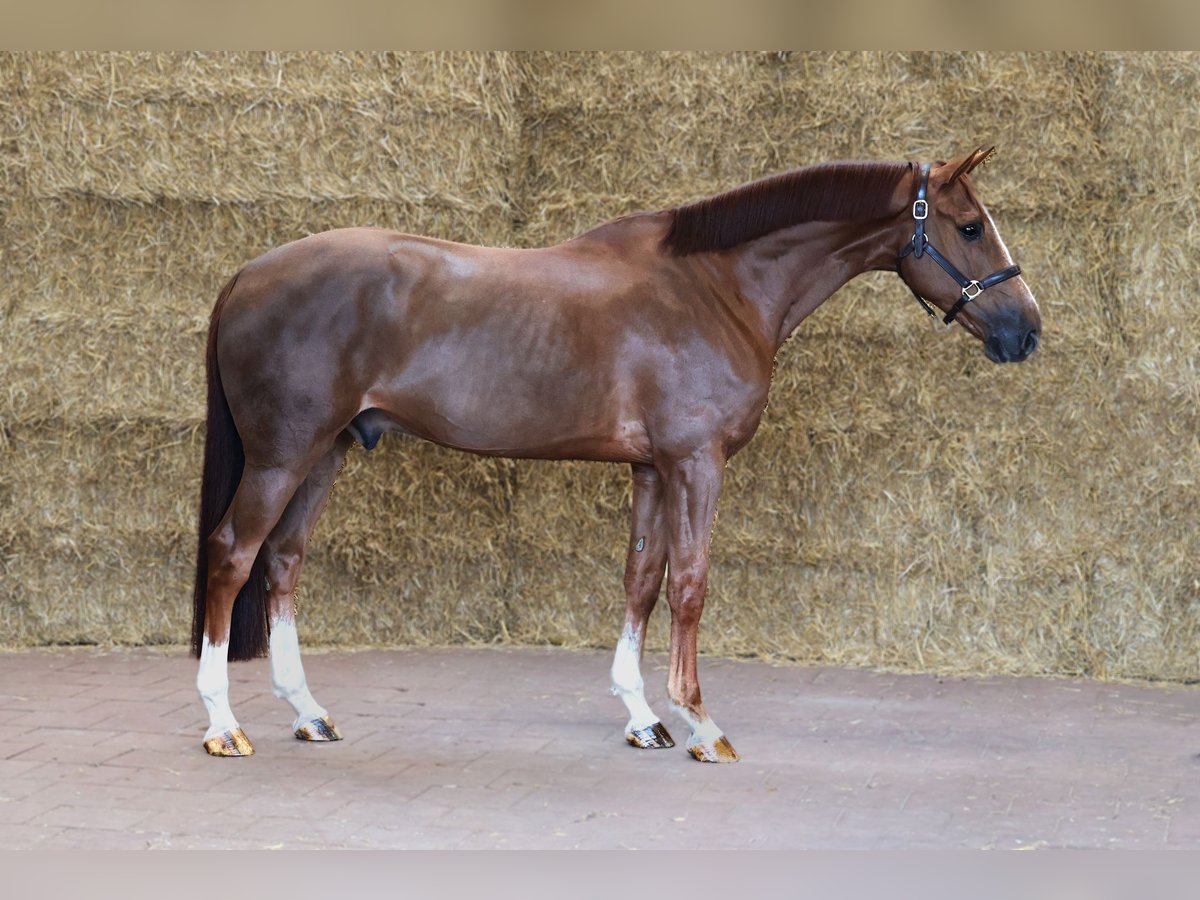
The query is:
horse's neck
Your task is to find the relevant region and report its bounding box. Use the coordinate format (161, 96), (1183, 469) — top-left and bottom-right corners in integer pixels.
(730, 218), (900, 350)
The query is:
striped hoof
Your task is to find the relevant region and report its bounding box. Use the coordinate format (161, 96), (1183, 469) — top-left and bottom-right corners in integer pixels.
(294, 715), (343, 742)
(204, 727), (255, 757)
(626, 721), (675, 749)
(688, 735), (739, 763)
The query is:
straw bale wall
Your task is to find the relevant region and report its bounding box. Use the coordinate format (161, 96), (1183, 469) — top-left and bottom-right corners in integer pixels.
(1, 51), (1197, 680)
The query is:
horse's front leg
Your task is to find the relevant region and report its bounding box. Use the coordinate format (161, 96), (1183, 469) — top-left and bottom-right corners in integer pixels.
(661, 447), (739, 763)
(611, 464), (674, 749)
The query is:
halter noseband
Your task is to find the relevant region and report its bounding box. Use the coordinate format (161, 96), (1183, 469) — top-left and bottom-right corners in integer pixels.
(896, 163), (1022, 325)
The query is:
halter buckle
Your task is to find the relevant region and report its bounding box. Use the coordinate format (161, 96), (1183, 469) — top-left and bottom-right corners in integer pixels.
(962, 280), (983, 301)
(912, 199), (928, 220)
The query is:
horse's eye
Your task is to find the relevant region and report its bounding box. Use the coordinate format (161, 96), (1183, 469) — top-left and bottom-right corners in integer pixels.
(959, 222), (983, 241)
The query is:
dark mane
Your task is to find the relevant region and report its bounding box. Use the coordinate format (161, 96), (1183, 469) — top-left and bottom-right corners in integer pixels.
(661, 160), (913, 256)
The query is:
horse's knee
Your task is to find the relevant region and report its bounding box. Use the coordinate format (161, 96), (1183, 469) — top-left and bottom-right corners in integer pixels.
(624, 570), (663, 607)
(666, 576), (707, 625)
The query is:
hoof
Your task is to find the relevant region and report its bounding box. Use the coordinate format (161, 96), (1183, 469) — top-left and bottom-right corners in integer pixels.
(204, 727), (255, 757)
(626, 721), (675, 749)
(294, 715), (343, 742)
(688, 735), (739, 763)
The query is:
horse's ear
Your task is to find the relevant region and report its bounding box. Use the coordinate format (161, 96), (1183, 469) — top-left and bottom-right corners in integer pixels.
(946, 146), (996, 186)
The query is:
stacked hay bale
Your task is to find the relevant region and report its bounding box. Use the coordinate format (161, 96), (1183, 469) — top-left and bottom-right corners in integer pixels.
(1, 51), (1196, 681)
(502, 51), (1200, 680)
(0, 52), (526, 648)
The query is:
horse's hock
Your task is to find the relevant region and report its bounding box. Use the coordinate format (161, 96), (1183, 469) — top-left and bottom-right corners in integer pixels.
(1, 52), (1197, 683)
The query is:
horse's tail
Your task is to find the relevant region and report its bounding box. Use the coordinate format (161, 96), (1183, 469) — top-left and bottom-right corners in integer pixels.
(190, 270), (269, 661)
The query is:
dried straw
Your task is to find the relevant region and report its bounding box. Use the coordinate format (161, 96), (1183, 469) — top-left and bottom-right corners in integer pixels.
(1, 51), (1197, 681)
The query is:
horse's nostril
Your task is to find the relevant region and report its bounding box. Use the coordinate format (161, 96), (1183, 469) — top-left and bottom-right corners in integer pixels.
(1023, 328), (1039, 356)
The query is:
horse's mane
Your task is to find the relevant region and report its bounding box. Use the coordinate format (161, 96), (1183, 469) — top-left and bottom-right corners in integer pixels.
(660, 160), (913, 256)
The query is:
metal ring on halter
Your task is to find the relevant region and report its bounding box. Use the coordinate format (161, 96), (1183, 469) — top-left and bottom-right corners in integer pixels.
(962, 280), (983, 300)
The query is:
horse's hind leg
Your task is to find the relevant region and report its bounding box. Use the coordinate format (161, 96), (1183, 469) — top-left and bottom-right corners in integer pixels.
(261, 433), (352, 742)
(610, 464), (674, 749)
(198, 464), (310, 756)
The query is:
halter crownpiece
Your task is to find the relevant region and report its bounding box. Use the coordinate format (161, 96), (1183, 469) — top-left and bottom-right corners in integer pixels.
(896, 162), (1022, 325)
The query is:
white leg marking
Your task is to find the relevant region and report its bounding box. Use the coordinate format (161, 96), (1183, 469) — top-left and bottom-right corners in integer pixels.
(197, 636), (238, 740)
(269, 617), (328, 730)
(671, 703), (724, 748)
(610, 624), (660, 731)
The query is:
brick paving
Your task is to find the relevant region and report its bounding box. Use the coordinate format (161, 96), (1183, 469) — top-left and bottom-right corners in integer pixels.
(0, 645), (1197, 849)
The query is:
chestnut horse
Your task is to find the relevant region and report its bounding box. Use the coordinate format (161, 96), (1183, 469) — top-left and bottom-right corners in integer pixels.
(192, 147), (1039, 762)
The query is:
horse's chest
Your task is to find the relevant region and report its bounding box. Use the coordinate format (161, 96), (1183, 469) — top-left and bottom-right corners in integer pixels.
(722, 386), (770, 453)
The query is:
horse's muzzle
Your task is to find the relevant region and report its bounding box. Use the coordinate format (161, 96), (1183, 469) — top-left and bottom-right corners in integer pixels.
(984, 323), (1040, 363)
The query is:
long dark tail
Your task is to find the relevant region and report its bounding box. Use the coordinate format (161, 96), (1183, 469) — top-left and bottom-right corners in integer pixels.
(190, 271), (269, 661)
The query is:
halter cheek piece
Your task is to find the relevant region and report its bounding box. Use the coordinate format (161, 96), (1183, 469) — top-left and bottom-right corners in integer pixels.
(896, 163), (1022, 325)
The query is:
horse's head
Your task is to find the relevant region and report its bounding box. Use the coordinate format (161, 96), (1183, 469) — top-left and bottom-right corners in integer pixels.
(897, 148), (1041, 363)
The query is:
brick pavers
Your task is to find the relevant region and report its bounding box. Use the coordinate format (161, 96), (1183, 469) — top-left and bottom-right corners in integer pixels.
(0, 645), (1197, 849)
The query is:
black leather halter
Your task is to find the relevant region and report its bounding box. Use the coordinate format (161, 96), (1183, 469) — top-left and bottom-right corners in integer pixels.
(896, 163), (1022, 325)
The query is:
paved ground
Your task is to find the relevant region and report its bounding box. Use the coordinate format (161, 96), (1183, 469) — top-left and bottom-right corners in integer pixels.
(0, 645), (1197, 849)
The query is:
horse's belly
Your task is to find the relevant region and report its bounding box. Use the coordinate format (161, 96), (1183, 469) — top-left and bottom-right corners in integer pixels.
(364, 378), (651, 463)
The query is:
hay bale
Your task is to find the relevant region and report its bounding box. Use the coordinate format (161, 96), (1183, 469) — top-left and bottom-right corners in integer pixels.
(11, 52), (519, 206)
(2, 51), (1198, 684)
(493, 51), (1200, 680)
(0, 51), (526, 653)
